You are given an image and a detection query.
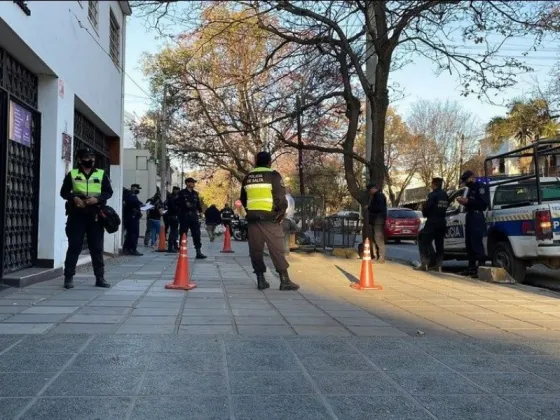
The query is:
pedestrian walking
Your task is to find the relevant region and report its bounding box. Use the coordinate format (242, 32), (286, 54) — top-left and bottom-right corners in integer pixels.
(456, 170), (489, 277)
(178, 177), (207, 259)
(416, 177), (449, 272)
(165, 186), (181, 253)
(123, 184), (144, 256)
(240, 151), (300, 291)
(367, 182), (388, 263)
(204, 204), (222, 242)
(220, 203), (234, 236)
(60, 148), (113, 289)
(146, 193), (164, 247)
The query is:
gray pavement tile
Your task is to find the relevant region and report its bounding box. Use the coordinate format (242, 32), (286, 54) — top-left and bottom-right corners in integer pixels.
(0, 373), (53, 397)
(20, 397), (132, 420)
(231, 309), (280, 316)
(505, 356), (560, 383)
(349, 337), (420, 355)
(86, 300), (136, 307)
(66, 352), (151, 371)
(7, 314), (68, 323)
(21, 307), (79, 314)
(371, 353), (454, 373)
(502, 395), (560, 419)
(14, 335), (90, 353)
(385, 370), (487, 395)
(124, 316), (177, 325)
(76, 306), (130, 316)
(35, 300), (90, 307)
(327, 395), (433, 420)
(226, 339), (289, 354)
(50, 292), (104, 300)
(0, 324), (54, 334)
(287, 336), (354, 355)
(140, 370), (228, 396)
(292, 326), (352, 336)
(116, 324), (176, 334)
(227, 351), (299, 371)
(0, 350), (72, 372)
(230, 371), (313, 395)
(154, 335), (222, 353)
(84, 335), (160, 353)
(464, 372), (560, 394)
(415, 394), (532, 420)
(233, 395), (330, 420)
(0, 337), (20, 352)
(234, 316), (287, 326)
(64, 315), (125, 324)
(229, 302), (274, 310)
(131, 396), (229, 420)
(0, 397), (32, 419)
(149, 352), (223, 372)
(0, 314), (16, 322)
(183, 300), (228, 309)
(311, 371), (400, 395)
(237, 325), (296, 336)
(434, 354), (523, 373)
(347, 326), (408, 337)
(334, 317), (391, 326)
(0, 306), (26, 314)
(44, 371), (143, 396)
(298, 352), (373, 372)
(283, 316), (339, 326)
(182, 316), (231, 325)
(182, 309), (230, 317)
(179, 325), (235, 334)
(468, 339), (547, 355)
(50, 323), (119, 334)
(409, 337), (486, 355)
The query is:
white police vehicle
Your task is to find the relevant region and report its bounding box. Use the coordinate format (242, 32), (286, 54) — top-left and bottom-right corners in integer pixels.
(443, 140), (560, 283)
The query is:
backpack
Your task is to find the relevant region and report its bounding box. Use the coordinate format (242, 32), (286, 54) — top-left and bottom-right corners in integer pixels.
(98, 205), (121, 234)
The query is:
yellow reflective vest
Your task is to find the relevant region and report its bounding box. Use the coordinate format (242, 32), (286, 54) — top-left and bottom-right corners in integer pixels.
(70, 168), (104, 197)
(245, 167), (274, 212)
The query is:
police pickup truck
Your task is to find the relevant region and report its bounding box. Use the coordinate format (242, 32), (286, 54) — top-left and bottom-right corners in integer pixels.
(443, 139), (560, 283)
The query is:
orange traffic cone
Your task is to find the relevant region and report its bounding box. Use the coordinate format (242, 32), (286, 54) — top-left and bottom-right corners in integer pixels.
(220, 225), (234, 253)
(351, 238), (383, 290)
(155, 224), (167, 252)
(165, 234), (197, 290)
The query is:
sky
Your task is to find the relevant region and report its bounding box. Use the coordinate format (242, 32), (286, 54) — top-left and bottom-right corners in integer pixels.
(124, 12), (560, 140)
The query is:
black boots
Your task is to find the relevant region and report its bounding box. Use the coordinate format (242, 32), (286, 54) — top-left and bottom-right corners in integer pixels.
(278, 271), (300, 291)
(196, 250), (207, 259)
(95, 277), (111, 288)
(256, 272), (270, 290)
(64, 277), (74, 289)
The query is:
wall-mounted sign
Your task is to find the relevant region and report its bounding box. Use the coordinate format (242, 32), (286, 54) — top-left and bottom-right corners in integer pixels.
(62, 133), (72, 162)
(8, 100), (32, 147)
(58, 79), (65, 99)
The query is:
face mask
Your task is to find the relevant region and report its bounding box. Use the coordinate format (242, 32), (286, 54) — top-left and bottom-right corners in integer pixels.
(133, 189), (140, 195)
(81, 160), (94, 169)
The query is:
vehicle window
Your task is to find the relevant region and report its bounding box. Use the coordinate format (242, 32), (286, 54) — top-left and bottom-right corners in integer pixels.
(388, 209), (418, 219)
(493, 182), (560, 206)
(446, 189), (465, 213)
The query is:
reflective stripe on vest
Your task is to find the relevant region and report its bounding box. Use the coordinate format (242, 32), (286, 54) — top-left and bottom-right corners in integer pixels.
(245, 167), (274, 212)
(70, 168), (104, 197)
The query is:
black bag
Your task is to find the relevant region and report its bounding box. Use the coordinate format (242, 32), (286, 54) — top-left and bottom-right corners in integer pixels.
(98, 205), (121, 234)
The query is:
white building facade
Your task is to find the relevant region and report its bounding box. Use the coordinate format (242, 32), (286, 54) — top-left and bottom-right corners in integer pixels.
(0, 1), (131, 285)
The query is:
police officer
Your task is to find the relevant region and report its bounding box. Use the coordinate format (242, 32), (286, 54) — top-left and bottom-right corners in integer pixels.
(220, 203), (234, 236)
(367, 183), (388, 263)
(60, 148), (113, 289)
(240, 151), (300, 291)
(178, 177), (207, 259)
(123, 184), (143, 256)
(416, 177), (449, 271)
(165, 186), (181, 253)
(457, 170), (489, 276)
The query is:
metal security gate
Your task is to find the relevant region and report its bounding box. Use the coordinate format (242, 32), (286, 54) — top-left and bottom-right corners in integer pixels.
(0, 48), (41, 277)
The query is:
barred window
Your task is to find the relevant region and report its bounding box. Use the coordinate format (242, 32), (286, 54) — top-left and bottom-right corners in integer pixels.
(88, 0), (98, 29)
(109, 10), (121, 67)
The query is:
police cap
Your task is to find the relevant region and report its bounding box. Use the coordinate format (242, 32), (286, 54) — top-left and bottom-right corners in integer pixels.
(76, 148), (95, 158)
(460, 170), (474, 183)
(185, 177), (197, 183)
(255, 151), (272, 166)
(131, 184), (141, 190)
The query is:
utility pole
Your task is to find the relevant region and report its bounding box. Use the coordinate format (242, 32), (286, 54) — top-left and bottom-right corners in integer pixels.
(159, 84), (168, 202)
(365, 0), (377, 184)
(296, 95), (305, 195)
(181, 153), (185, 189)
(458, 133), (465, 187)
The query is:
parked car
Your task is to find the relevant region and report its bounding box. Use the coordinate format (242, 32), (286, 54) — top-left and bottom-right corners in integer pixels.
(415, 211), (426, 231)
(384, 208), (421, 242)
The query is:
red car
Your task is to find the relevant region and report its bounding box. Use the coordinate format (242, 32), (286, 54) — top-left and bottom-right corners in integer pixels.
(384, 208), (421, 242)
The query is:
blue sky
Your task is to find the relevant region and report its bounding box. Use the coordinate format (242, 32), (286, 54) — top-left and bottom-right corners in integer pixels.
(124, 14), (559, 131)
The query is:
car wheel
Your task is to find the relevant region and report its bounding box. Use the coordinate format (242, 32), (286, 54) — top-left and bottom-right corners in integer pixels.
(492, 241), (527, 283)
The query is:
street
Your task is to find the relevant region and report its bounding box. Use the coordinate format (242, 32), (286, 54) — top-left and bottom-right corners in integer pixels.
(386, 241), (560, 291)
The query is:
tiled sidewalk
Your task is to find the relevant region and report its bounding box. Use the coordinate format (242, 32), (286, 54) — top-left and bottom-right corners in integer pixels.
(0, 238), (559, 418)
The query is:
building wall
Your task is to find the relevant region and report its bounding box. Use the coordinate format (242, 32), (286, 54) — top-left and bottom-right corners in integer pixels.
(0, 1), (130, 269)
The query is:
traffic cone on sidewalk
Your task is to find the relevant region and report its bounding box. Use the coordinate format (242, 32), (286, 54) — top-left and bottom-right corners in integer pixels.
(165, 234), (197, 290)
(155, 224), (167, 252)
(220, 226), (234, 253)
(351, 238), (383, 291)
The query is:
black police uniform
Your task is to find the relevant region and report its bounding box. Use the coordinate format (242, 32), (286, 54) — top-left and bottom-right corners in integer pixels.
(418, 187), (449, 269)
(60, 157), (113, 288)
(177, 187), (206, 257)
(464, 180), (489, 272)
(368, 190), (388, 261)
(220, 206), (234, 235)
(123, 186), (143, 255)
(165, 190), (180, 252)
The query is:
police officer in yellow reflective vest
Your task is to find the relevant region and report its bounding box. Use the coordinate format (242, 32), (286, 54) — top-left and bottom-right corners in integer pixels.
(240, 152), (300, 291)
(60, 148), (113, 289)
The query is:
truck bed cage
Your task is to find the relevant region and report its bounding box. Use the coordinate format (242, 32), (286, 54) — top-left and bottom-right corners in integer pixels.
(483, 138), (560, 204)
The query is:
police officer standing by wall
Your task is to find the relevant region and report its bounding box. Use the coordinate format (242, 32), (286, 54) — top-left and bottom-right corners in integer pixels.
(178, 177), (207, 259)
(60, 148), (113, 289)
(240, 152), (300, 291)
(457, 170), (489, 277)
(123, 184), (143, 256)
(416, 177), (449, 271)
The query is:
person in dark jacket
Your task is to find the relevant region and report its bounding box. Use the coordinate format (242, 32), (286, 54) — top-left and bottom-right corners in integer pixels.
(178, 177), (207, 259)
(204, 204), (222, 242)
(220, 203), (234, 236)
(165, 186), (181, 252)
(367, 182), (388, 263)
(147, 193), (164, 247)
(416, 177), (449, 272)
(123, 184), (143, 256)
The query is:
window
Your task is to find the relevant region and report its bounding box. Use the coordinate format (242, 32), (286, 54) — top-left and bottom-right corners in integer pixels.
(109, 10), (121, 67)
(493, 182), (560, 206)
(88, 0), (98, 29)
(388, 209), (418, 219)
(136, 156), (148, 170)
(447, 189), (467, 214)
